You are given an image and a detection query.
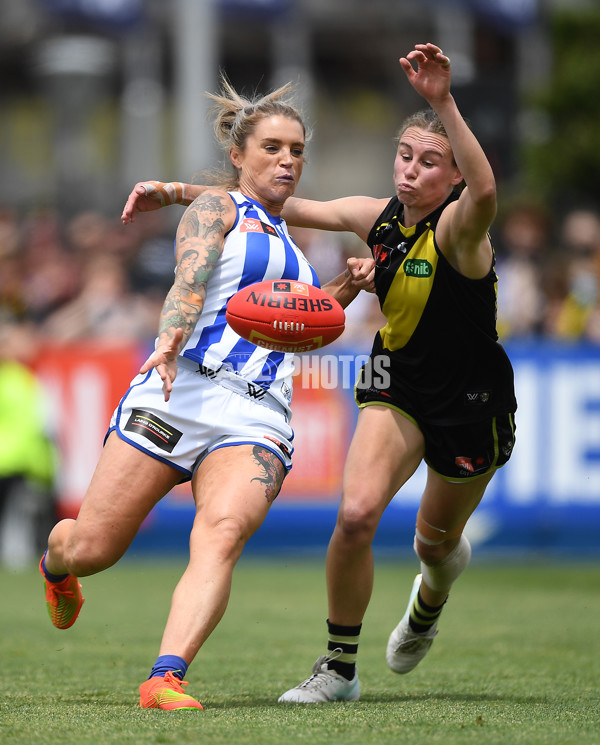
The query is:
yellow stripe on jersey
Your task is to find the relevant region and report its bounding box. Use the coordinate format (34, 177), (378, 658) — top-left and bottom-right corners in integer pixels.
(380, 230), (438, 351)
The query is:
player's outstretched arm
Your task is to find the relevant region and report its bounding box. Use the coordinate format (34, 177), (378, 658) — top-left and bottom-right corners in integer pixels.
(121, 182), (388, 246)
(282, 196), (387, 242)
(400, 43), (495, 276)
(121, 181), (204, 224)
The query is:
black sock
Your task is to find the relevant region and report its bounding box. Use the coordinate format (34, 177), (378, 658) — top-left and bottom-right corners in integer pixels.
(325, 619), (361, 681)
(408, 590), (446, 633)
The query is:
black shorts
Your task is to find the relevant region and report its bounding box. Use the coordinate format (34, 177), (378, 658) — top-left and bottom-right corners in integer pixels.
(356, 395), (516, 483)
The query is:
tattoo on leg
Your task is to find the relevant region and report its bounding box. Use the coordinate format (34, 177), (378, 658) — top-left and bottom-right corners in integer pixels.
(251, 446), (285, 503)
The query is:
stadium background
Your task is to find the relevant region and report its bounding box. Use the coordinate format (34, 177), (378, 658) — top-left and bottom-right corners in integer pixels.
(1, 0), (599, 564)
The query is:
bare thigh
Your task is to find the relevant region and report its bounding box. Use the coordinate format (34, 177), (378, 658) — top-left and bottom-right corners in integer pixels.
(341, 406), (425, 521)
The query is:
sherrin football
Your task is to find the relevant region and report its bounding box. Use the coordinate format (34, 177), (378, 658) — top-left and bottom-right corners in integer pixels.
(226, 279), (345, 353)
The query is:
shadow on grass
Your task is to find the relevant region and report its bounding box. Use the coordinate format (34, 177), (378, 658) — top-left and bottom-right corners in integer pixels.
(198, 690), (550, 710)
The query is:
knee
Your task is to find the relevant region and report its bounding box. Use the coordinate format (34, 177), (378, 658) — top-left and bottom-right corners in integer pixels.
(336, 502), (380, 545)
(61, 534), (119, 576)
(205, 516), (250, 562)
(47, 519), (109, 576)
(414, 536), (456, 566)
(414, 534), (472, 593)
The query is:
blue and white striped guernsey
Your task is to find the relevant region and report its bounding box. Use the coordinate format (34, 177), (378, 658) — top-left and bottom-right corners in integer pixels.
(180, 191), (319, 412)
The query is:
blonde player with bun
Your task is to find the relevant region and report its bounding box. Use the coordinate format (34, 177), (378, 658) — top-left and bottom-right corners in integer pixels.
(39, 76), (366, 710)
(123, 42), (517, 703)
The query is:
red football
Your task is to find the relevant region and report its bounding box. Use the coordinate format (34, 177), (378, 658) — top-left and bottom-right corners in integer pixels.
(226, 279), (345, 353)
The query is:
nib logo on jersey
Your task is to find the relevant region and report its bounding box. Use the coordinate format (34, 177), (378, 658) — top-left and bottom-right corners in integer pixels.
(124, 409), (183, 453)
(403, 259), (432, 277)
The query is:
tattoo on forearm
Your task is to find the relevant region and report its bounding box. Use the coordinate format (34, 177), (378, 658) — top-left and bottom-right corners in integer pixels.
(251, 446), (285, 503)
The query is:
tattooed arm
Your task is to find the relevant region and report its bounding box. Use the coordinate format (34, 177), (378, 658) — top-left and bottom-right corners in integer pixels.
(139, 190), (235, 401)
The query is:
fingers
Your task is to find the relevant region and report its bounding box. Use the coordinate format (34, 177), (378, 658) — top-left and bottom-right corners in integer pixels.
(399, 56), (413, 74)
(121, 181), (176, 225)
(162, 376), (173, 402)
(121, 195), (137, 224)
(139, 354), (157, 375)
(347, 257), (376, 292)
(138, 356), (176, 402)
(400, 43), (450, 70)
(121, 183), (150, 224)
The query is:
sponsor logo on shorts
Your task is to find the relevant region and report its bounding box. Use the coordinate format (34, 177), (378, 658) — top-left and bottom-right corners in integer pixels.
(502, 440), (514, 457)
(124, 409), (183, 453)
(196, 363), (219, 380)
(246, 382), (267, 400)
(455, 455), (487, 476)
(464, 390), (490, 405)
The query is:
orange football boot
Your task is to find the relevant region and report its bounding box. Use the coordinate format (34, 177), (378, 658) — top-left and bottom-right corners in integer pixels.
(139, 671), (203, 710)
(39, 553), (85, 630)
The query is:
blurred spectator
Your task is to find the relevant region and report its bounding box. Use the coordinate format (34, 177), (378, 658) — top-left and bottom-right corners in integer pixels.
(0, 319), (57, 568)
(20, 208), (82, 322)
(546, 208), (600, 342)
(0, 208), (28, 319)
(494, 201), (553, 339)
(41, 252), (160, 343)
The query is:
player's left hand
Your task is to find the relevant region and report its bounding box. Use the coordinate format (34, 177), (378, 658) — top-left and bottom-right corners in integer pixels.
(399, 42), (451, 103)
(139, 328), (184, 401)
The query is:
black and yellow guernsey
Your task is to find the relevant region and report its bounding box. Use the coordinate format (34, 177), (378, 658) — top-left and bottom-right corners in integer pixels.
(360, 193), (517, 425)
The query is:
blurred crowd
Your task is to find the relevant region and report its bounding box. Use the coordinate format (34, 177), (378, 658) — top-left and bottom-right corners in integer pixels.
(493, 202), (600, 343)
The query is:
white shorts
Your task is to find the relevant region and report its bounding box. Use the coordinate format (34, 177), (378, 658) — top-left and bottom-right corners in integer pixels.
(107, 361), (294, 482)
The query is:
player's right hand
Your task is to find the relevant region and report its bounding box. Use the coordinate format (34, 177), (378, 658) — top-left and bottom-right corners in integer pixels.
(121, 181), (184, 224)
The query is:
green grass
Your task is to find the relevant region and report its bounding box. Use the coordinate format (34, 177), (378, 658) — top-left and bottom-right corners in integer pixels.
(2, 557), (599, 745)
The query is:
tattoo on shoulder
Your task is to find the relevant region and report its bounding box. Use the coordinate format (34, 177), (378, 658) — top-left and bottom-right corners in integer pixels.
(251, 446), (286, 503)
(180, 193), (228, 240)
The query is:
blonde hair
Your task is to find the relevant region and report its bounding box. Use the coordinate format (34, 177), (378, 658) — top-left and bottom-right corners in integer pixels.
(200, 75), (308, 190)
(395, 108), (449, 143)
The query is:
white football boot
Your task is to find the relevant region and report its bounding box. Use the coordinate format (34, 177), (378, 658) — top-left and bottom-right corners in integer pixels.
(278, 649), (360, 703)
(386, 573), (439, 674)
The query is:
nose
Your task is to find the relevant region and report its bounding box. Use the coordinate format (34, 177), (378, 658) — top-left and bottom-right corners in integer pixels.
(404, 159), (418, 179)
(280, 147), (293, 165)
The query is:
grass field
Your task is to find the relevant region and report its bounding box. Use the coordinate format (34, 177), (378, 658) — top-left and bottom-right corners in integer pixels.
(2, 557), (599, 745)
